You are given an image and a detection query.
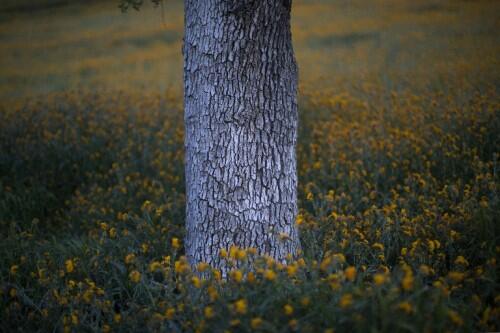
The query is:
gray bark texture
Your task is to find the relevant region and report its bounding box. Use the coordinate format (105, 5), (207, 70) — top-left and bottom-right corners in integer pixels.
(183, 0), (300, 273)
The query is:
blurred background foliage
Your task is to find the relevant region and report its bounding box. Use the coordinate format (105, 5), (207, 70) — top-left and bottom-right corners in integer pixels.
(0, 0), (498, 102)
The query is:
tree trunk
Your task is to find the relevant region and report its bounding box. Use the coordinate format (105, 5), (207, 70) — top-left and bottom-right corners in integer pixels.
(183, 0), (300, 273)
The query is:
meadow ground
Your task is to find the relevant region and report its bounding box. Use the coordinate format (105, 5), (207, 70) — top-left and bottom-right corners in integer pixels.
(0, 0), (499, 332)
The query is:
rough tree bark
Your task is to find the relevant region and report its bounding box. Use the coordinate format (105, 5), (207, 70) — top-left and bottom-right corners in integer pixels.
(184, 0), (300, 273)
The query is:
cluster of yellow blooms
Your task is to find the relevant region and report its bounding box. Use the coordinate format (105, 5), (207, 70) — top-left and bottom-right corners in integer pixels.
(1, 82), (498, 332)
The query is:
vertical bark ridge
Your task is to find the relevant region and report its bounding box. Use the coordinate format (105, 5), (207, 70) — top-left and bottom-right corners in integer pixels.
(184, 0), (300, 273)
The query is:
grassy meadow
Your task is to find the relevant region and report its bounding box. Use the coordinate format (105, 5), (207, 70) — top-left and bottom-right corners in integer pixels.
(1, 0), (499, 332)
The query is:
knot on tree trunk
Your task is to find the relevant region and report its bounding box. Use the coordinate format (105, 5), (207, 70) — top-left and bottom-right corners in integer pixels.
(227, 0), (257, 16)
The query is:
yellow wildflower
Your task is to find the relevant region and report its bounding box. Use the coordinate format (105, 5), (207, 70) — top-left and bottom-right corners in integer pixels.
(229, 245), (239, 259)
(447, 310), (464, 326)
(197, 262), (209, 272)
(204, 306), (215, 319)
(401, 274), (414, 291)
(82, 289), (93, 303)
(454, 256), (469, 267)
(230, 319), (241, 327)
(287, 264), (298, 277)
(171, 237), (180, 249)
(125, 253), (135, 264)
(373, 273), (387, 286)
(247, 247), (257, 255)
(236, 249), (247, 260)
(175, 260), (189, 274)
(165, 307), (175, 319)
(129, 270), (141, 283)
(339, 293), (353, 308)
(344, 266), (356, 281)
(397, 301), (413, 314)
(296, 213), (305, 226)
(320, 257), (332, 271)
(284, 304), (294, 315)
(141, 200), (152, 211)
(10, 265), (19, 275)
(191, 276), (201, 288)
(234, 299), (247, 314)
(333, 253), (346, 264)
(149, 261), (161, 272)
(208, 285), (218, 301)
(108, 227), (117, 238)
(247, 271), (256, 283)
(251, 317), (263, 329)
(264, 269), (277, 281)
(230, 270), (243, 283)
(419, 264), (430, 276)
(448, 271), (465, 283)
(65, 259), (75, 273)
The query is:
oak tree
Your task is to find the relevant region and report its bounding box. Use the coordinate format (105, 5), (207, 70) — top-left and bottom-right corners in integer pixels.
(123, 0), (301, 273)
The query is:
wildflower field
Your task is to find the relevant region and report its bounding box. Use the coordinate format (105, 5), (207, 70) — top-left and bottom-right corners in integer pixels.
(1, 0), (499, 332)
